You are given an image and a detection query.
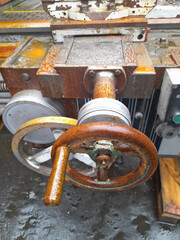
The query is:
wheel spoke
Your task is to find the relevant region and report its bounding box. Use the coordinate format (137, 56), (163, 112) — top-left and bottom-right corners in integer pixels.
(113, 146), (138, 156)
(73, 153), (96, 168)
(28, 146), (52, 164)
(79, 169), (97, 177)
(72, 145), (94, 154)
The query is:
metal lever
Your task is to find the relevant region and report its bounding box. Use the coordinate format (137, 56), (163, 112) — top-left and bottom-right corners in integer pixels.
(44, 146), (69, 207)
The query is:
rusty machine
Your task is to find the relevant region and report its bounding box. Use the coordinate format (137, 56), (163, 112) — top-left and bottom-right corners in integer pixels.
(0, 0), (180, 207)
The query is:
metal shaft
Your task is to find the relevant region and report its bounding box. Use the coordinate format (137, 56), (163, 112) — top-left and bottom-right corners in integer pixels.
(44, 146), (69, 207)
(96, 154), (111, 181)
(93, 71), (116, 99)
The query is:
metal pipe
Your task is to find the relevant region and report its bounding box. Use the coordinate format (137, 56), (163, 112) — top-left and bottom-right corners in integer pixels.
(93, 71), (116, 99)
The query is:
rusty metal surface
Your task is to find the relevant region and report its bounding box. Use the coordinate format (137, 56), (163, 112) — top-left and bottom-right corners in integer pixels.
(1, 37), (52, 95)
(60, 98), (78, 119)
(0, 42), (19, 61)
(84, 68), (127, 96)
(145, 36), (180, 88)
(52, 122), (158, 191)
(31, 35), (156, 98)
(43, 0), (155, 21)
(126, 42), (156, 98)
(172, 51), (180, 67)
(44, 146), (69, 206)
(0, 20), (51, 34)
(93, 71), (116, 99)
(51, 17), (147, 30)
(2, 33), (180, 99)
(96, 154), (110, 182)
(122, 37), (137, 66)
(2, 38), (50, 68)
(53, 36), (137, 98)
(0, 0), (11, 5)
(66, 36), (124, 66)
(53, 36), (130, 98)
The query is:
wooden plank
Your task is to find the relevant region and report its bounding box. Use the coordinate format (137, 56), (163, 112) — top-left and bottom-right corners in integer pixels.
(157, 158), (180, 224)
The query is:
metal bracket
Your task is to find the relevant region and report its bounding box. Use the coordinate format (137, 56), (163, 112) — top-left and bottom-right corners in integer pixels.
(83, 67), (127, 95)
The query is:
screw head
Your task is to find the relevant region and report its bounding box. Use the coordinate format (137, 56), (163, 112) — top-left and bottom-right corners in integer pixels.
(114, 70), (121, 77)
(88, 70), (95, 79)
(21, 73), (31, 83)
(135, 112), (143, 120)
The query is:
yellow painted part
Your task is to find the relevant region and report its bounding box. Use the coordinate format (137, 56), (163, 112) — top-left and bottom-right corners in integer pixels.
(3, 10), (44, 13)
(15, 116), (78, 135)
(0, 21), (51, 29)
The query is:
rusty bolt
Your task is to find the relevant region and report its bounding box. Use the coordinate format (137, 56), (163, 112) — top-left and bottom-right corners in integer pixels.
(135, 112), (143, 120)
(21, 73), (31, 83)
(88, 70), (96, 79)
(114, 70), (121, 77)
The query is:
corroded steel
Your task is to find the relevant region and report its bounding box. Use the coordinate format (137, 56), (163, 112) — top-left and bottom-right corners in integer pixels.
(52, 122), (158, 191)
(1, 37), (52, 96)
(0, 0), (11, 5)
(1, 35), (159, 99)
(0, 42), (19, 61)
(44, 146), (69, 206)
(93, 72), (116, 99)
(43, 0), (155, 21)
(51, 17), (147, 30)
(84, 67), (127, 96)
(0, 20), (51, 30)
(37, 45), (61, 75)
(96, 154), (111, 182)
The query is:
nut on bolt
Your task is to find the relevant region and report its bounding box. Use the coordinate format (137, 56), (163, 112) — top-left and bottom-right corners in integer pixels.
(88, 70), (96, 79)
(115, 70), (121, 77)
(89, 140), (119, 161)
(21, 73), (31, 83)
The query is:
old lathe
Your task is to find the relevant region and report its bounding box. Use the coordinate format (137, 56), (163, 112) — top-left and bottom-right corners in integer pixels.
(0, 0), (179, 210)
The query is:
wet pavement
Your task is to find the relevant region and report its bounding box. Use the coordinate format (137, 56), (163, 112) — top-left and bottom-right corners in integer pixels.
(0, 127), (180, 240)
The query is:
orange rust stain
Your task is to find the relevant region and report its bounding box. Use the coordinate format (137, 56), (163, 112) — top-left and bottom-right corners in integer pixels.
(0, 43), (19, 59)
(134, 66), (156, 73)
(25, 48), (46, 58)
(37, 45), (62, 75)
(56, 16), (147, 25)
(0, 20), (51, 29)
(44, 146), (70, 207)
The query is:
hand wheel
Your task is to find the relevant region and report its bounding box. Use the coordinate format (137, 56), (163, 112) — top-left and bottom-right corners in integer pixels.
(44, 122), (158, 206)
(11, 116), (77, 175)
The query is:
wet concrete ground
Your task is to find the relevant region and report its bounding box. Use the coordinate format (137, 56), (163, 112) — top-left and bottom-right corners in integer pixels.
(0, 127), (180, 240)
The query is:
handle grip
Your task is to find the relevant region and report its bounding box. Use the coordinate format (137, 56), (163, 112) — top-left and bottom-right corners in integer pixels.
(44, 146), (69, 207)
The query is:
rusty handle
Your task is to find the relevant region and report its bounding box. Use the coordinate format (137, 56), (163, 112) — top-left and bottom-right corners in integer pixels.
(44, 146), (69, 207)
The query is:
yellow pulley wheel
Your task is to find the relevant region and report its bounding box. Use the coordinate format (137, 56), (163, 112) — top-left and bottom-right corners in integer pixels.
(11, 117), (77, 176)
